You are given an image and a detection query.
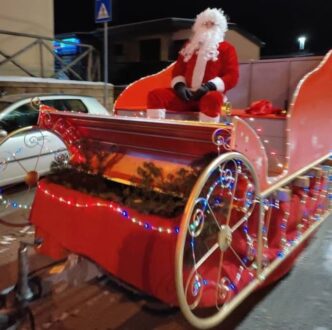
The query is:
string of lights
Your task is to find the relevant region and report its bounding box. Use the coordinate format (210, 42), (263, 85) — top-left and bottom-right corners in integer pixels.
(39, 184), (180, 235)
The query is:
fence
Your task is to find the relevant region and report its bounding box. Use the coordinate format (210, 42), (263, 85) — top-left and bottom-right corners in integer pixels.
(0, 30), (100, 81)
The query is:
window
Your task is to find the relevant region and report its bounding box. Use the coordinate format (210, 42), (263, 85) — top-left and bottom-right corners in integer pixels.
(42, 100), (66, 111)
(139, 39), (161, 61)
(63, 99), (88, 113)
(42, 99), (88, 113)
(1, 104), (39, 133)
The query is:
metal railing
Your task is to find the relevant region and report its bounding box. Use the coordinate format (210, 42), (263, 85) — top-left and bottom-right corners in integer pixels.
(0, 30), (100, 81)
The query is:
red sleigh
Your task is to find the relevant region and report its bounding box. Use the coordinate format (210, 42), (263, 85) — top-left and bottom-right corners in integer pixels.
(29, 52), (332, 329)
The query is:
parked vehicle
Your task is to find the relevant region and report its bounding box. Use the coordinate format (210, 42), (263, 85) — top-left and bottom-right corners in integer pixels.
(0, 94), (110, 187)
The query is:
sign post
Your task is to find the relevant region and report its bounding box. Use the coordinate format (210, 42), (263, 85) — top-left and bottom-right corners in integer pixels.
(95, 0), (112, 111)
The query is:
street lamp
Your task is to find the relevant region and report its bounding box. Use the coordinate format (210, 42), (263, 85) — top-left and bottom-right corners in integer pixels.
(297, 36), (307, 51)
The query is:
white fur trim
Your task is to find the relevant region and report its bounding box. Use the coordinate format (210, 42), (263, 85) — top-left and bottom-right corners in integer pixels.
(199, 112), (220, 123)
(146, 108), (166, 119)
(182, 8), (227, 63)
(171, 76), (186, 88)
(191, 50), (207, 90)
(209, 77), (225, 92)
(193, 8), (228, 35)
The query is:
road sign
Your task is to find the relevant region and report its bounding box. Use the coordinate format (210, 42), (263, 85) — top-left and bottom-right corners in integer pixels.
(95, 0), (112, 23)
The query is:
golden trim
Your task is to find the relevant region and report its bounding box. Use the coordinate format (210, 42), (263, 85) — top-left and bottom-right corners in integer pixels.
(175, 152), (260, 329)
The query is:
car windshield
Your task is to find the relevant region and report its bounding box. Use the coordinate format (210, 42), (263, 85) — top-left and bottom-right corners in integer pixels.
(0, 101), (12, 112)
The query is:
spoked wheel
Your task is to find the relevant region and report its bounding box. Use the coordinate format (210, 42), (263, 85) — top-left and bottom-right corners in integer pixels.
(175, 152), (260, 329)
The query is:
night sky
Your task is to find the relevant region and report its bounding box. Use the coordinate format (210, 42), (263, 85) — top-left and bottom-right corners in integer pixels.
(54, 0), (332, 56)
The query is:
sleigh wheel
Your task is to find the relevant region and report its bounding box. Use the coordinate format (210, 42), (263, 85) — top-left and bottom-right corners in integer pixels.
(175, 152), (260, 329)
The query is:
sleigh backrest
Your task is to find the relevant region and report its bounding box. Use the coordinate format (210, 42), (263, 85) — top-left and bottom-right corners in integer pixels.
(113, 63), (175, 113)
(286, 50), (332, 174)
(113, 56), (322, 114)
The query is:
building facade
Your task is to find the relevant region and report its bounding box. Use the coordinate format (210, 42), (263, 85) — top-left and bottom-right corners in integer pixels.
(0, 0), (54, 77)
(92, 18), (264, 85)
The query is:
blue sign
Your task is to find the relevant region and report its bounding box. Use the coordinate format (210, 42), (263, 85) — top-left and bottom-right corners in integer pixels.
(54, 38), (81, 56)
(95, 0), (112, 23)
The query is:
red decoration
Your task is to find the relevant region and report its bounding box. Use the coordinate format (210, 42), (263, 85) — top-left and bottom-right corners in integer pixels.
(245, 99), (283, 116)
(24, 170), (39, 187)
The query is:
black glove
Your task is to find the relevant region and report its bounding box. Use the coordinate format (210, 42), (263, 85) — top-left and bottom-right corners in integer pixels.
(192, 81), (217, 101)
(174, 82), (193, 102)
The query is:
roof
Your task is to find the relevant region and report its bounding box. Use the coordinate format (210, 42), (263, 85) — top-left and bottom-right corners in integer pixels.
(90, 17), (264, 47)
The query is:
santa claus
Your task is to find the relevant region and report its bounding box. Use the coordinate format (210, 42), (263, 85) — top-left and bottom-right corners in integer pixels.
(146, 8), (239, 122)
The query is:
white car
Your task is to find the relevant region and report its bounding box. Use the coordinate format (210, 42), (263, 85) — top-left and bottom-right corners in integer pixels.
(0, 94), (110, 187)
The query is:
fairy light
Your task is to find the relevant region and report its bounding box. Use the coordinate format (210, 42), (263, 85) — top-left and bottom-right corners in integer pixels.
(308, 168), (323, 225)
(0, 131), (69, 212)
(279, 205), (290, 251)
(39, 184), (178, 235)
(232, 266), (244, 290)
(297, 187), (309, 238)
(247, 120), (289, 173)
(0, 194), (31, 210)
(262, 197), (272, 251)
(327, 166), (332, 209)
(317, 166), (330, 212)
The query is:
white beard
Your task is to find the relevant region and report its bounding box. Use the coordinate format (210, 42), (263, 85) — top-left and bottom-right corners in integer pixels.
(180, 27), (224, 63)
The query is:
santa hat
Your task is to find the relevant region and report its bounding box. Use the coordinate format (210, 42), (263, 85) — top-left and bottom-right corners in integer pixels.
(193, 8), (228, 36)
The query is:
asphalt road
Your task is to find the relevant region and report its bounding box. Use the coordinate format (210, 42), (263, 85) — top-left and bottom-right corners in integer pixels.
(0, 186), (331, 330)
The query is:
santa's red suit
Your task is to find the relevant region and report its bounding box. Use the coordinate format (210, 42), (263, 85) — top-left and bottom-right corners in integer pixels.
(147, 8), (239, 122)
(172, 41), (239, 96)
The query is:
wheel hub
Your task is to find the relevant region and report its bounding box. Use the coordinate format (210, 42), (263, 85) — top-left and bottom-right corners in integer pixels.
(218, 225), (232, 251)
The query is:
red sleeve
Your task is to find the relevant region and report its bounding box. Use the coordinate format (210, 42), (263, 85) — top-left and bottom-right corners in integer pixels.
(220, 43), (239, 91)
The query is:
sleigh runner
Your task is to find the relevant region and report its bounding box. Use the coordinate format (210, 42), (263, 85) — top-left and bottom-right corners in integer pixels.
(28, 51), (332, 329)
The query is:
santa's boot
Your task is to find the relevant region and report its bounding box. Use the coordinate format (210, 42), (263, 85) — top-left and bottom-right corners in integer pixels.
(199, 112), (220, 123)
(146, 108), (166, 119)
